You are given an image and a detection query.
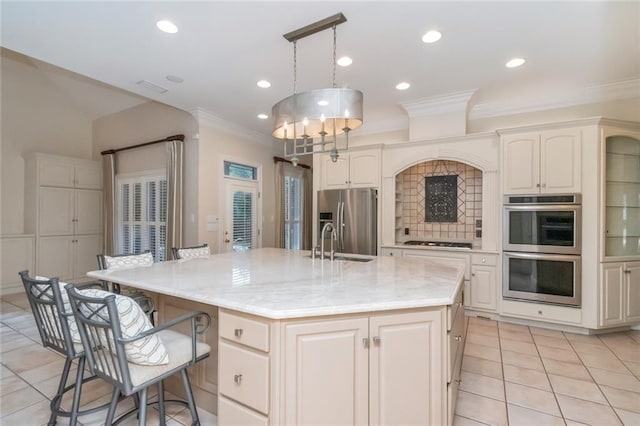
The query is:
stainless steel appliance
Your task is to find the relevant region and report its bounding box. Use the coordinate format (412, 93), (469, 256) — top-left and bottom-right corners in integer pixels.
(404, 240), (472, 249)
(503, 194), (582, 307)
(503, 252), (581, 306)
(317, 188), (377, 256)
(503, 194), (581, 255)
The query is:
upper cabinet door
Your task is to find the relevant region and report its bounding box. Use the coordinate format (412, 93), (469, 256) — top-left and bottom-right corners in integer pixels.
(321, 155), (350, 189)
(75, 163), (103, 189)
(503, 133), (540, 194)
(349, 151), (380, 188)
(540, 129), (581, 193)
(39, 159), (75, 187)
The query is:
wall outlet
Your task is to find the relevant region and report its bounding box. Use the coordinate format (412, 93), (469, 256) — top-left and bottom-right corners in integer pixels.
(404, 227), (410, 235)
(476, 219), (482, 228)
(476, 229), (482, 238)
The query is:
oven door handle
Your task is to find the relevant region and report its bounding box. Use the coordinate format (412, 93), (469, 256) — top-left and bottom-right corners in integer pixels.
(503, 251), (580, 261)
(503, 205), (581, 211)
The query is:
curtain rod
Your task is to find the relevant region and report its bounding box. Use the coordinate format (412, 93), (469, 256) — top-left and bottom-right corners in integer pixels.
(101, 134), (185, 156)
(273, 156), (311, 170)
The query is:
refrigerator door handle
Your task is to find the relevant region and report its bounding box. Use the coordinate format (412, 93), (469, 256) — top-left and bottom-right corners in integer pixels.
(340, 201), (345, 250)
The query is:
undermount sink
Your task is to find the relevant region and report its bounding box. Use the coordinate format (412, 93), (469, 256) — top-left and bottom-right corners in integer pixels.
(305, 255), (374, 263)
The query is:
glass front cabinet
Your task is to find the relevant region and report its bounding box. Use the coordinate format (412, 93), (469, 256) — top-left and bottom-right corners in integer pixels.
(598, 126), (640, 327)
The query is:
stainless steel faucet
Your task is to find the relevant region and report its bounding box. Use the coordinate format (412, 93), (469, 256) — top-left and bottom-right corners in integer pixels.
(319, 222), (338, 260)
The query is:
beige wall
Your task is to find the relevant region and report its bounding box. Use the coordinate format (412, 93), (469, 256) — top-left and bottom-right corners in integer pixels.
(1, 50), (94, 235)
(92, 102), (199, 246)
(197, 123), (280, 253)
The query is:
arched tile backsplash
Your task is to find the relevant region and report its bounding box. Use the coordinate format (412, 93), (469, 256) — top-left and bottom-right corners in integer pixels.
(399, 160), (482, 242)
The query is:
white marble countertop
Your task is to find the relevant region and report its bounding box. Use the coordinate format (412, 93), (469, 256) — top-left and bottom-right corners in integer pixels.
(87, 248), (465, 319)
(381, 244), (500, 255)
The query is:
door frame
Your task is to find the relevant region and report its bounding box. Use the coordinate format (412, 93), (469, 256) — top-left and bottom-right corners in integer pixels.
(219, 156), (263, 253)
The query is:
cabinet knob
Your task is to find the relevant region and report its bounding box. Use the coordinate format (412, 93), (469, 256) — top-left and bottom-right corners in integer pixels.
(472, 273), (476, 277)
(234, 374), (243, 384)
(455, 335), (462, 342)
(372, 336), (381, 345)
(363, 338), (370, 348)
(623, 270), (631, 274)
(538, 310), (543, 315)
(234, 328), (243, 338)
(482, 258), (486, 263)
(389, 253), (394, 256)
(455, 379), (462, 385)
(536, 183), (541, 188)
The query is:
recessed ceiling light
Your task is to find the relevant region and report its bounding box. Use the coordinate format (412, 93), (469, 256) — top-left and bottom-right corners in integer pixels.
(257, 80), (271, 88)
(257, 113), (269, 120)
(317, 100), (329, 106)
(506, 57), (526, 68)
(156, 20), (178, 34)
(337, 56), (353, 67)
(396, 82), (411, 90)
(422, 30), (442, 44)
(166, 75), (184, 83)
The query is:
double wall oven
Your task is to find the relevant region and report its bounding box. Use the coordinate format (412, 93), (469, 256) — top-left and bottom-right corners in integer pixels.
(503, 194), (582, 307)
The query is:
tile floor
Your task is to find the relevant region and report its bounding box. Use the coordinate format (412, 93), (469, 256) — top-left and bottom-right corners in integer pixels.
(0, 293), (217, 425)
(2, 292), (639, 425)
(455, 316), (640, 426)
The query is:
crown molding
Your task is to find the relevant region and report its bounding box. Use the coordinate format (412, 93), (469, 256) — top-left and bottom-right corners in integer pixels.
(188, 107), (272, 147)
(470, 79), (640, 120)
(399, 89), (478, 117)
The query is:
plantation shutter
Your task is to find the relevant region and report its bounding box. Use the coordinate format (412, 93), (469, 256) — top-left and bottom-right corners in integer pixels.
(232, 190), (255, 251)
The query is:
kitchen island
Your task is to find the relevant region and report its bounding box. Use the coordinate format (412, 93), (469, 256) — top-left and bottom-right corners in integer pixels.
(88, 248), (466, 425)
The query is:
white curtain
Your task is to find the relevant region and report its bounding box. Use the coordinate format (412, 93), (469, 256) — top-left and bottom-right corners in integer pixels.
(165, 140), (184, 259)
(275, 159), (313, 250)
(102, 153), (116, 255)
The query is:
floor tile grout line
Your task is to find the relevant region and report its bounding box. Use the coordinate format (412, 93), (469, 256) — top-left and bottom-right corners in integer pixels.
(567, 335), (632, 424)
(495, 321), (511, 426)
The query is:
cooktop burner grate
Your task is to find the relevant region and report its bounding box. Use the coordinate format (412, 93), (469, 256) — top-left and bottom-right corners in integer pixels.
(403, 240), (472, 249)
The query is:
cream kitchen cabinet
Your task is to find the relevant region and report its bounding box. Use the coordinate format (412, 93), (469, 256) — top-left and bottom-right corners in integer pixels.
(39, 187), (102, 236)
(158, 295), (219, 413)
(470, 254), (498, 312)
(502, 129), (581, 194)
(38, 234), (102, 281)
(284, 309), (445, 426)
(320, 149), (380, 189)
(25, 153), (103, 281)
(599, 262), (640, 327)
(37, 155), (103, 189)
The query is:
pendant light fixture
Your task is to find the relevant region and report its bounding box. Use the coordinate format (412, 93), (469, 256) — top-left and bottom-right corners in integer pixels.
(272, 13), (363, 166)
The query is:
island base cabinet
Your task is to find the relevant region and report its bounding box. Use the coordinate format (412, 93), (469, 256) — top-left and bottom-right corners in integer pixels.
(157, 295), (219, 414)
(369, 311), (444, 426)
(284, 317), (369, 425)
(283, 310), (444, 425)
(218, 396), (268, 426)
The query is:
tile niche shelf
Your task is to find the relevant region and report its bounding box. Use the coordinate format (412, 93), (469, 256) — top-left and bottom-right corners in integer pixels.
(604, 135), (640, 258)
(395, 175), (404, 241)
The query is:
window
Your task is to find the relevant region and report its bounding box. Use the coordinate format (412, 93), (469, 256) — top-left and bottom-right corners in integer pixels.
(224, 161), (257, 180)
(116, 172), (167, 261)
(284, 173), (303, 249)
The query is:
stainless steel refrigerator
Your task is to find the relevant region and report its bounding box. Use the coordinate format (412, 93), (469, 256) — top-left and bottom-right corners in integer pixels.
(317, 188), (377, 255)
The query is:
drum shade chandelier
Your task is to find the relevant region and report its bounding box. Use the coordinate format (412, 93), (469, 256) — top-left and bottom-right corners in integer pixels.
(272, 13), (363, 166)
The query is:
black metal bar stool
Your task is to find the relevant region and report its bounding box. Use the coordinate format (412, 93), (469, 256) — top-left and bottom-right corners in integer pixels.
(19, 271), (114, 426)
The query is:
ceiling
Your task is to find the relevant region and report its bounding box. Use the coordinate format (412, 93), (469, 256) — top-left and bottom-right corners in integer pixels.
(2, 1), (639, 137)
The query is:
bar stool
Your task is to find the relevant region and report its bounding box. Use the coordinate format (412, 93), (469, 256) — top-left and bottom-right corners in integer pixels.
(172, 244), (210, 260)
(18, 271), (113, 426)
(65, 284), (211, 426)
(96, 251), (154, 294)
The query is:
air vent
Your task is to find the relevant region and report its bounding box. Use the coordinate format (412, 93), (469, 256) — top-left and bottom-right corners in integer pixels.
(136, 80), (168, 94)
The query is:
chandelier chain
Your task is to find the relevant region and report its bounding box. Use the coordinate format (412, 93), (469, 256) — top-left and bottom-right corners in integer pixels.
(293, 40), (297, 94)
(332, 25), (337, 88)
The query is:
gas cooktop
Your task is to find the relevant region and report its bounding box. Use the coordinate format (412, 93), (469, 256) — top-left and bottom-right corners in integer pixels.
(403, 240), (473, 249)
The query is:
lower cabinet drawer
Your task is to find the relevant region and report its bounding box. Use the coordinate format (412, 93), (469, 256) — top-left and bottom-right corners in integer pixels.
(219, 341), (270, 415)
(447, 305), (465, 382)
(502, 299), (582, 325)
(219, 396), (269, 426)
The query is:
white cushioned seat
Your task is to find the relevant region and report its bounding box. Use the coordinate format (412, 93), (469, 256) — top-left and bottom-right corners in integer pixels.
(129, 329), (210, 386)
